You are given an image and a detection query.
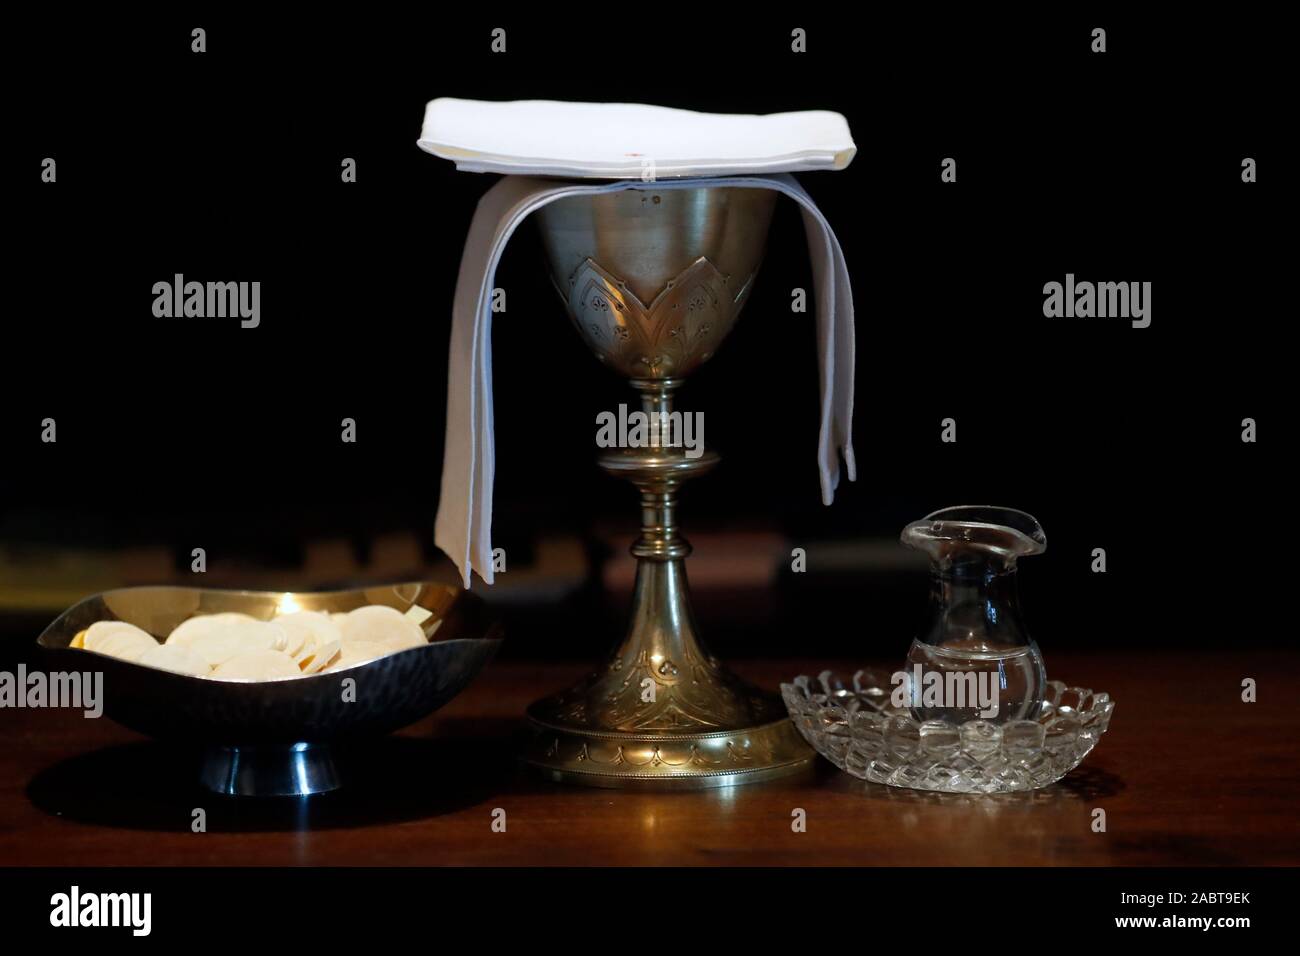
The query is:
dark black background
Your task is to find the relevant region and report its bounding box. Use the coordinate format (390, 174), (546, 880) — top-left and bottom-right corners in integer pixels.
(0, 10), (1285, 662)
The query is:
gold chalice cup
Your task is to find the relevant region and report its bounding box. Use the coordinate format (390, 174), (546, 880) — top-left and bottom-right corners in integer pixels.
(522, 186), (814, 788)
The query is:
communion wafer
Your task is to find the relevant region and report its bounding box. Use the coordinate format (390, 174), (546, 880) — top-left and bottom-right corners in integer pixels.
(339, 605), (426, 652)
(186, 620), (289, 668)
(84, 621), (159, 661)
(276, 611), (343, 659)
(404, 605), (433, 626)
(211, 649), (304, 681)
(165, 612), (259, 647)
(73, 602), (432, 679)
(297, 638), (342, 674)
(325, 640), (388, 672)
(84, 620), (156, 653)
(139, 643), (212, 677)
(98, 630), (162, 662)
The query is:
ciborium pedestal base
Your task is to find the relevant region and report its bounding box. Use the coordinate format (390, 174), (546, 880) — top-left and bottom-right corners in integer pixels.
(199, 743), (341, 797)
(521, 379), (814, 789)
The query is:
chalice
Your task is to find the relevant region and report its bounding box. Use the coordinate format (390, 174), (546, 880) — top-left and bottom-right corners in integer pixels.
(522, 186), (815, 788)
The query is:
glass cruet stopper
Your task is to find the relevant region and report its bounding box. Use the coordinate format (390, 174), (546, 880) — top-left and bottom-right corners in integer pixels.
(898, 506), (1048, 725)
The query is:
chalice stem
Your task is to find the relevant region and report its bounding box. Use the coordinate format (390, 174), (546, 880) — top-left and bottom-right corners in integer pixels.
(614, 378), (708, 690)
(629, 378), (692, 560)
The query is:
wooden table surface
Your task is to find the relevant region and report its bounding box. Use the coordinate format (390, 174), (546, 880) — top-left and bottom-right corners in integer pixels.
(2, 651), (1297, 866)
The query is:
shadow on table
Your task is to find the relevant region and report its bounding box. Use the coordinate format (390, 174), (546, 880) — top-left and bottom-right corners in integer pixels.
(26, 718), (522, 832)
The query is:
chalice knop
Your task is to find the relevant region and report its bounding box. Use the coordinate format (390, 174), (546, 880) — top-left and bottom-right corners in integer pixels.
(522, 186), (815, 788)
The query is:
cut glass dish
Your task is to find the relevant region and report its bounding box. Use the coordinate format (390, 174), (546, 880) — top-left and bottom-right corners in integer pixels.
(782, 669), (1115, 794)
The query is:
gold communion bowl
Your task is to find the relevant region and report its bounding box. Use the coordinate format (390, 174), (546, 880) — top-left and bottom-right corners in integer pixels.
(37, 580), (502, 796)
(522, 186), (814, 788)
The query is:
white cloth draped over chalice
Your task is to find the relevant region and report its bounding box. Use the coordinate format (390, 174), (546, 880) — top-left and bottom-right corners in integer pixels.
(420, 100), (858, 586)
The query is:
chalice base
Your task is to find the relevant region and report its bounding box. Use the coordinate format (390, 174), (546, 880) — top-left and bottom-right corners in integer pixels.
(521, 555), (815, 789)
(522, 707), (815, 790)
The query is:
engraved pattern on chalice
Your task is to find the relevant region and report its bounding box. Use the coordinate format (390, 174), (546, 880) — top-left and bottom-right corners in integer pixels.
(565, 256), (753, 379)
(521, 186), (815, 788)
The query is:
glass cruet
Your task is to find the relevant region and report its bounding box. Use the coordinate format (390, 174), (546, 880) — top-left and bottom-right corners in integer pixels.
(899, 506), (1048, 725)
